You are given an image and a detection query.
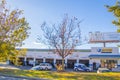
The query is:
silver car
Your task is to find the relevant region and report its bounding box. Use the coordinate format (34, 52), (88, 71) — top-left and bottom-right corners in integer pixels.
(39, 63), (53, 70)
(30, 63), (53, 70)
(30, 65), (41, 70)
(97, 68), (111, 73)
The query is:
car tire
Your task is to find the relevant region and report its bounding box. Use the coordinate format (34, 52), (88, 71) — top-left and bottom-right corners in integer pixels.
(40, 67), (43, 70)
(75, 68), (78, 71)
(87, 70), (90, 72)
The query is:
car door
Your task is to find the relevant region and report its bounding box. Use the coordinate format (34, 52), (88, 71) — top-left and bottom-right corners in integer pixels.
(39, 63), (46, 69)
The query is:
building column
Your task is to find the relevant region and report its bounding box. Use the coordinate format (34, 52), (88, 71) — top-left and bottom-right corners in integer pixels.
(89, 59), (93, 70)
(76, 59), (79, 63)
(43, 57), (46, 63)
(118, 59), (120, 67)
(65, 59), (67, 64)
(65, 59), (67, 68)
(54, 58), (56, 64)
(33, 57), (36, 66)
(53, 58), (56, 67)
(24, 57), (27, 66)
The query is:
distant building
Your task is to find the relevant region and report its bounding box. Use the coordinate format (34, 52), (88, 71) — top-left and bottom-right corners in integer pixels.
(18, 47), (120, 70)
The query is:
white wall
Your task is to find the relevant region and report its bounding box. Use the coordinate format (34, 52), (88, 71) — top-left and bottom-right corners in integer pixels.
(26, 51), (92, 59)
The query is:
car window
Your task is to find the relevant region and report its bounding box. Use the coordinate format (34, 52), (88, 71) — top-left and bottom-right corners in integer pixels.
(40, 63), (45, 66)
(78, 65), (81, 67)
(47, 64), (51, 66)
(83, 65), (86, 68)
(40, 63), (51, 66)
(42, 64), (46, 66)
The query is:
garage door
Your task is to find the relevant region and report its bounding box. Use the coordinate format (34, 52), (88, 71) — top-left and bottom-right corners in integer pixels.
(46, 59), (54, 67)
(67, 59), (76, 68)
(79, 60), (89, 67)
(36, 58), (43, 65)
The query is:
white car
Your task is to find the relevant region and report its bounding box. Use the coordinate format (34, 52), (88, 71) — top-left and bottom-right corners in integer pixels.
(39, 63), (53, 70)
(112, 67), (120, 72)
(30, 63), (53, 70)
(97, 68), (111, 73)
(30, 65), (40, 70)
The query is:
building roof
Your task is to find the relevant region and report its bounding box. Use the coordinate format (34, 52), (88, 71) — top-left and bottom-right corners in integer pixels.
(89, 54), (120, 59)
(17, 48), (91, 52)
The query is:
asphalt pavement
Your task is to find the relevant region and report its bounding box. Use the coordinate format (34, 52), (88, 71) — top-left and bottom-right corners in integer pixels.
(0, 63), (75, 80)
(0, 63), (32, 70)
(0, 63), (47, 80)
(0, 75), (43, 80)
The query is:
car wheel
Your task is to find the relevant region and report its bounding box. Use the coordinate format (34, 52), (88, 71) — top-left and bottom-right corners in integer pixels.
(75, 68), (78, 71)
(87, 70), (90, 72)
(39, 67), (43, 70)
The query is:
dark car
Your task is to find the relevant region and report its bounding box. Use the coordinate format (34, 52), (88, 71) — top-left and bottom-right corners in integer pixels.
(74, 63), (91, 72)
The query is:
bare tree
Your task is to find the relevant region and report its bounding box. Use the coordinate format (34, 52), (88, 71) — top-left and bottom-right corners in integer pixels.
(38, 15), (81, 71)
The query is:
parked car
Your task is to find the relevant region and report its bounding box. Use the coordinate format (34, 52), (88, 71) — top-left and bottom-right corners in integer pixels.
(39, 63), (53, 70)
(30, 63), (53, 70)
(74, 63), (92, 72)
(30, 65), (40, 70)
(112, 67), (120, 72)
(97, 68), (111, 73)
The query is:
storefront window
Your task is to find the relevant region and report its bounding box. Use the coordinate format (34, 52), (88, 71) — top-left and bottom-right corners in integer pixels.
(100, 60), (117, 69)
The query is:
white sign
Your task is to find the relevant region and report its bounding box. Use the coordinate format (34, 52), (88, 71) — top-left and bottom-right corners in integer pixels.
(89, 32), (120, 43)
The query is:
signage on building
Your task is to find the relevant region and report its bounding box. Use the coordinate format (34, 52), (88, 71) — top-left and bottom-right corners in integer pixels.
(89, 32), (120, 43)
(97, 48), (112, 53)
(101, 48), (112, 53)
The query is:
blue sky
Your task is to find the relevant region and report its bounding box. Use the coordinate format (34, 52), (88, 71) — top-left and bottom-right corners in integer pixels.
(6, 0), (119, 49)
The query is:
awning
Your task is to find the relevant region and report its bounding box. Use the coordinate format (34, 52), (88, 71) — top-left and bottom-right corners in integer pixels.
(89, 54), (120, 59)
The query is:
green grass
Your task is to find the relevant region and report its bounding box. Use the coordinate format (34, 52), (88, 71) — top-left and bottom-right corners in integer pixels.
(0, 68), (120, 80)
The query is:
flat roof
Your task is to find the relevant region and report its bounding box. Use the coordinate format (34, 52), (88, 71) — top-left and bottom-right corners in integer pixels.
(17, 48), (91, 52)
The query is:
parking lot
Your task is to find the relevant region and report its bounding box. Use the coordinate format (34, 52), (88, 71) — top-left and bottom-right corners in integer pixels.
(0, 63), (49, 80)
(0, 63), (74, 72)
(0, 75), (43, 80)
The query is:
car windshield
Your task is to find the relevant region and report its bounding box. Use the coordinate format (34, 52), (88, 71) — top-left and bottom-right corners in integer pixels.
(39, 63), (45, 66)
(82, 65), (87, 68)
(78, 65), (87, 68)
(39, 63), (51, 66)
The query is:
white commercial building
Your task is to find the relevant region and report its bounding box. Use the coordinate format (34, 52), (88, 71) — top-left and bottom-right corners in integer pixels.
(19, 47), (120, 70)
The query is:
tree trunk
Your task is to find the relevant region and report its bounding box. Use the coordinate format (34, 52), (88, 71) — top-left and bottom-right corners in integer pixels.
(62, 58), (65, 71)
